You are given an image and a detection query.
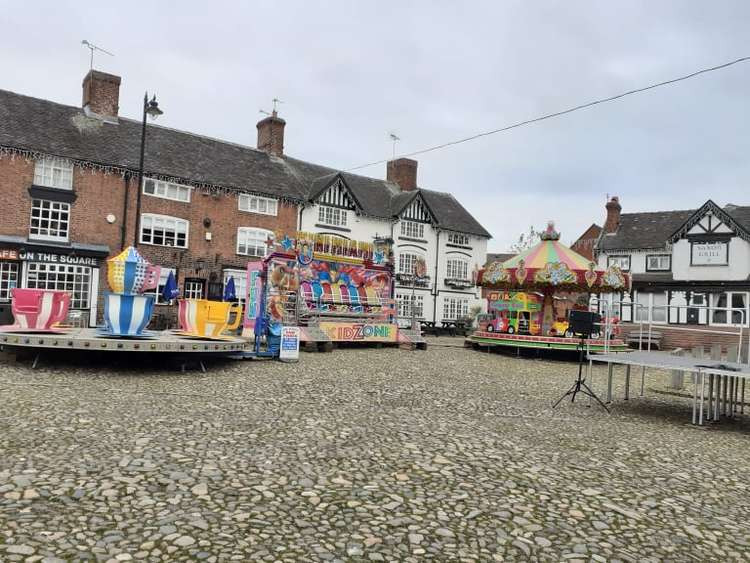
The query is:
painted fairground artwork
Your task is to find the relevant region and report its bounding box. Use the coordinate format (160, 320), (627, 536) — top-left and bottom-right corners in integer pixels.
(244, 231), (406, 345)
(469, 222), (631, 352)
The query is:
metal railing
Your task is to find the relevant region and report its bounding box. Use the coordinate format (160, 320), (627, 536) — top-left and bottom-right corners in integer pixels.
(589, 296), (748, 364)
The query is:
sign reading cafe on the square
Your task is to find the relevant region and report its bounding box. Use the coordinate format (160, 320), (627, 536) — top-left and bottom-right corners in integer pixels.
(691, 241), (728, 266)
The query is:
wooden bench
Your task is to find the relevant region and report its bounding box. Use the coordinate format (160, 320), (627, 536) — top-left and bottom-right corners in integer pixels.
(626, 330), (663, 350)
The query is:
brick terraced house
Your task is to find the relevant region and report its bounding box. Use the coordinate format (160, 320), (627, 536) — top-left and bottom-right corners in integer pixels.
(0, 69), (490, 327)
(595, 196), (750, 353)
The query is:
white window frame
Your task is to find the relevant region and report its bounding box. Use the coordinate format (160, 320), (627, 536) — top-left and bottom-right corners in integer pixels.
(448, 232), (470, 246)
(223, 269), (248, 307)
(398, 252), (424, 275)
(607, 255), (630, 272)
(635, 291), (668, 324)
(25, 262), (91, 309)
(0, 261), (20, 302)
(183, 279), (204, 300)
(34, 157), (73, 190)
(400, 220), (425, 239)
(709, 292), (749, 327)
(237, 228), (271, 257)
(143, 178), (191, 203)
(238, 194), (278, 216)
(646, 254), (671, 272)
(317, 205), (347, 227)
(446, 257), (469, 280)
(443, 297), (469, 321)
(146, 267), (177, 305)
(29, 199), (70, 242)
(140, 213), (189, 248)
(397, 293), (424, 320)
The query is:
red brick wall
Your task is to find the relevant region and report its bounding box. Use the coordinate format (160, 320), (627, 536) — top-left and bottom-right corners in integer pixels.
(621, 322), (749, 359)
(0, 156), (300, 321)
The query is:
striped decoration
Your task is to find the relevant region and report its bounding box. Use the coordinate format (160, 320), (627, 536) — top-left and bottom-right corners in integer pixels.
(10, 289), (71, 331)
(103, 293), (154, 336)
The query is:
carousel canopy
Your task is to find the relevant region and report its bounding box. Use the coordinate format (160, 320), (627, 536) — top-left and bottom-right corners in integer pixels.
(479, 222), (630, 293)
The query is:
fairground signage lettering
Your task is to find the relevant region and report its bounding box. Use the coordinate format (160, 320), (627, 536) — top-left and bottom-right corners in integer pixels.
(16, 251), (98, 266)
(691, 242), (728, 266)
(319, 322), (398, 342)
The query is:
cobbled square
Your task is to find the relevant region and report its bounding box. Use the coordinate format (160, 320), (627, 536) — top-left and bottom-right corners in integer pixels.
(2, 342), (749, 562)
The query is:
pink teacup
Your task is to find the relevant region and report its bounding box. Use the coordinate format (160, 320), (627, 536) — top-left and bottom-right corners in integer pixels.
(10, 288), (71, 330)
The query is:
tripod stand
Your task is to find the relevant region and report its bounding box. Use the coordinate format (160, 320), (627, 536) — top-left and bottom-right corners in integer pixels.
(553, 336), (609, 412)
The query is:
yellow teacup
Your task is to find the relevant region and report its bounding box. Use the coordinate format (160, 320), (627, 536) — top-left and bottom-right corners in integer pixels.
(177, 299), (242, 338)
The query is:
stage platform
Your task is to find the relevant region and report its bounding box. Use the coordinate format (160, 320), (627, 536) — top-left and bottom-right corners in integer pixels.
(466, 331), (631, 353)
(0, 328), (248, 354)
(588, 350), (750, 425)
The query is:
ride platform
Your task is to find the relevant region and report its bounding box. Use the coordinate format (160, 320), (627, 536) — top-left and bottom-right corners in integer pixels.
(465, 330), (631, 353)
(0, 328), (250, 370)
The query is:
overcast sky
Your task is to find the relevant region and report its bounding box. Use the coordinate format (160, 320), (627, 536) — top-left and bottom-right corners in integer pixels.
(2, 1), (748, 251)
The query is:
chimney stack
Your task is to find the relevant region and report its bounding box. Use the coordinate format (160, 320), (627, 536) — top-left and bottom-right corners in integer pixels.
(256, 110), (286, 156)
(604, 196), (621, 233)
(386, 158), (418, 191)
(82, 70), (121, 119)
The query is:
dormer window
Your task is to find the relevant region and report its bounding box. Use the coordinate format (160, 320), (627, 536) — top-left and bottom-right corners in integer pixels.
(34, 157), (73, 190)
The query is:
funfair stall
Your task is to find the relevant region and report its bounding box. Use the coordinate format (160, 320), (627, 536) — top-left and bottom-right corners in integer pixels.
(467, 222), (631, 353)
(244, 232), (425, 351)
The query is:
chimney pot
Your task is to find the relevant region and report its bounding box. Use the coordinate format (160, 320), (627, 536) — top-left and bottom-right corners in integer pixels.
(82, 70), (121, 119)
(604, 196), (621, 233)
(257, 113), (286, 156)
(387, 158), (418, 191)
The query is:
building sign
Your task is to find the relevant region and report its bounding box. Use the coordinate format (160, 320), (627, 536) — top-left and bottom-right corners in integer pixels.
(0, 249), (19, 260)
(279, 326), (300, 361)
(319, 322), (398, 342)
(691, 242), (728, 266)
(14, 251), (98, 266)
(243, 261), (264, 335)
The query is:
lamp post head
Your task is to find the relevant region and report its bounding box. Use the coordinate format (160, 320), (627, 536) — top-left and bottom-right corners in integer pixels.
(145, 95), (163, 119)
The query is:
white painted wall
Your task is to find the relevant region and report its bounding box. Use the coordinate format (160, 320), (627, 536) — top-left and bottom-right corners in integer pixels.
(672, 237), (750, 281)
(300, 203), (489, 324)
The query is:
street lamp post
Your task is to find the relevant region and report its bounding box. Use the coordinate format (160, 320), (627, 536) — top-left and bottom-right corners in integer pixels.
(133, 92), (163, 247)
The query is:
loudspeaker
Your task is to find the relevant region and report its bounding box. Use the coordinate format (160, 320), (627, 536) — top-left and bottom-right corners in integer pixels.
(568, 310), (601, 337)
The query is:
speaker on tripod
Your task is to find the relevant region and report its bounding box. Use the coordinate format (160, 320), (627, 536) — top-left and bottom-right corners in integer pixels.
(553, 310), (609, 412)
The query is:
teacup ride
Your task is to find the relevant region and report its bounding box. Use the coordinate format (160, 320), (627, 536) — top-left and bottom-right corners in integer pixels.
(97, 246), (161, 338)
(175, 299), (242, 341)
(97, 292), (158, 339)
(0, 288), (71, 333)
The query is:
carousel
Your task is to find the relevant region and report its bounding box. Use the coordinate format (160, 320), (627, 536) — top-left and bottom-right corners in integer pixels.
(467, 222), (632, 353)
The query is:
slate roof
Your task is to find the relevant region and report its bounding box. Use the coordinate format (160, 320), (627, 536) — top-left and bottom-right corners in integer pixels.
(0, 88), (491, 237)
(597, 210), (695, 251)
(484, 252), (514, 267)
(597, 204), (750, 251)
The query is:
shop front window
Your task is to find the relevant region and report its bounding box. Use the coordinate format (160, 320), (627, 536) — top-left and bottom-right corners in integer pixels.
(25, 263), (91, 309)
(0, 262), (19, 301)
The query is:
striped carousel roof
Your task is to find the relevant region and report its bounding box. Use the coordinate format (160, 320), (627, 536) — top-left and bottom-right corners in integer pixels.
(503, 238), (593, 271)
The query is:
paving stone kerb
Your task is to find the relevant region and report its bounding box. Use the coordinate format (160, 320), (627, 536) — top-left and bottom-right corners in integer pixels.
(1, 342), (750, 561)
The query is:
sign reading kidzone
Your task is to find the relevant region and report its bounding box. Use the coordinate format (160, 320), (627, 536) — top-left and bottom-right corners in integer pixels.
(319, 322), (398, 342)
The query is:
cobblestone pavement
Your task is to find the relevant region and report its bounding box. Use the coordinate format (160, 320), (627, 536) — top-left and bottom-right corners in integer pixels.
(2, 340), (750, 562)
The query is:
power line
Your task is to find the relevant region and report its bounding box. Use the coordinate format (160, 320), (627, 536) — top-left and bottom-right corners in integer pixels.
(344, 56), (750, 172)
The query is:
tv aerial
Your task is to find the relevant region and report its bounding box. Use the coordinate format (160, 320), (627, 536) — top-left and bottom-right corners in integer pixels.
(388, 132), (400, 158)
(259, 98), (284, 117)
(81, 40), (114, 70)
